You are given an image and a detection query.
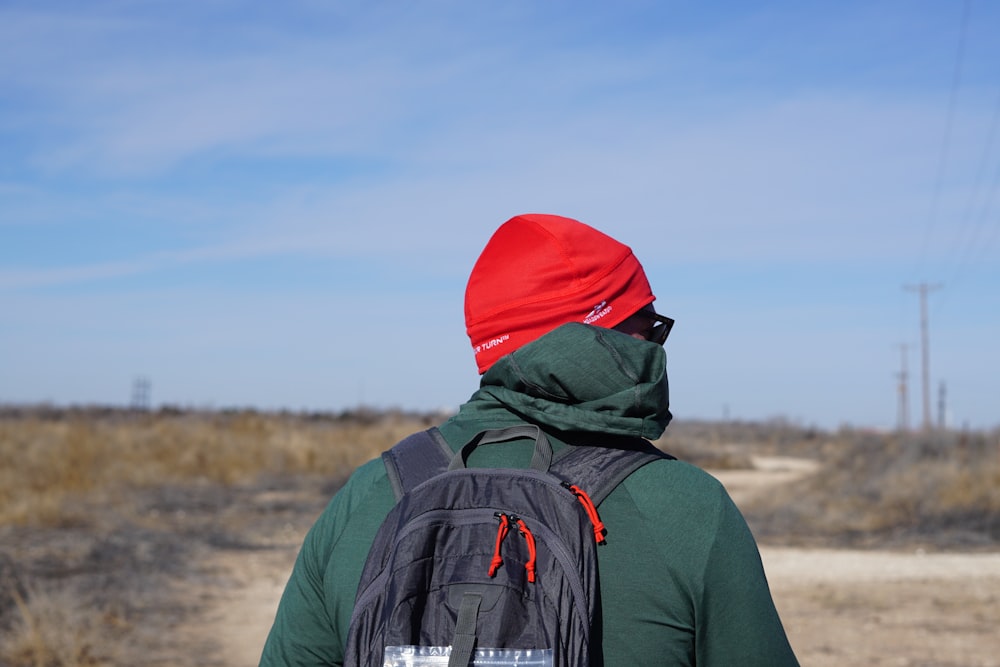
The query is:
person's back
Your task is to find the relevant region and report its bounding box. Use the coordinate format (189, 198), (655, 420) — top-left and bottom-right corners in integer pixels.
(259, 214), (799, 666)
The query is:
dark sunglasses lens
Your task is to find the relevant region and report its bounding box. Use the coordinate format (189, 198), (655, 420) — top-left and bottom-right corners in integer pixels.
(650, 317), (673, 345)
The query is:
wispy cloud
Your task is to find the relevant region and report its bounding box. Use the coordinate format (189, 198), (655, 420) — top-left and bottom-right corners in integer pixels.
(0, 238), (286, 289)
(3, 1), (999, 425)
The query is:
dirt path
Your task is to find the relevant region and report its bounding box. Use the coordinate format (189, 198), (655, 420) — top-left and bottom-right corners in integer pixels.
(710, 454), (821, 505)
(192, 457), (1000, 666)
(198, 548), (297, 666)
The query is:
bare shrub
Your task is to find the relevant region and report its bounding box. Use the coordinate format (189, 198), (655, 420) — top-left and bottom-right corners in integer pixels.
(0, 583), (123, 667)
(744, 428), (1000, 549)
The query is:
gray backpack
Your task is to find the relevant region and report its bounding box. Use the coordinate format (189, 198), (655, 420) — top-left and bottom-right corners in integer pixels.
(343, 425), (668, 667)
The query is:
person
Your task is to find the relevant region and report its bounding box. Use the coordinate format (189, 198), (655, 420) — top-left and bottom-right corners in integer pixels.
(259, 213), (799, 666)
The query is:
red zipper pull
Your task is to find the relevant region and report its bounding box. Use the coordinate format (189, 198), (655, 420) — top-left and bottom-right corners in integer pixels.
(489, 512), (510, 577)
(564, 482), (606, 544)
(515, 518), (537, 583)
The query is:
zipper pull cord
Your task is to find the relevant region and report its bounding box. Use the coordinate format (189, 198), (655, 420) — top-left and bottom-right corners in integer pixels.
(515, 518), (537, 583)
(564, 482), (606, 544)
(489, 513), (510, 577)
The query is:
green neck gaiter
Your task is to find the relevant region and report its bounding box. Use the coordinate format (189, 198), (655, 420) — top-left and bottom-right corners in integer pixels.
(466, 323), (671, 440)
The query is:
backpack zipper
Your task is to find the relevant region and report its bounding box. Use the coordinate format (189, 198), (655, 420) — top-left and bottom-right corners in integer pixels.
(489, 512), (511, 577)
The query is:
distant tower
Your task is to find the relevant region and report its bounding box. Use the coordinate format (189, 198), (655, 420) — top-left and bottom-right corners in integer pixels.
(131, 376), (151, 410)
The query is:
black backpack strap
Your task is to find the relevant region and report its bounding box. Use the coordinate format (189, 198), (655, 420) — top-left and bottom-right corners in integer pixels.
(384, 425), (555, 499)
(381, 427), (453, 501)
(448, 592), (483, 667)
(551, 438), (673, 506)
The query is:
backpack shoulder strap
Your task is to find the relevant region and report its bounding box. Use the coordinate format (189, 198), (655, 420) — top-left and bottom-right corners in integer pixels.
(551, 438), (674, 506)
(381, 427), (453, 501)
(383, 426), (675, 505)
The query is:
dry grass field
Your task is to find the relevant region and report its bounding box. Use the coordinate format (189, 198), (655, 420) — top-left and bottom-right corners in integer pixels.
(1, 407), (998, 666)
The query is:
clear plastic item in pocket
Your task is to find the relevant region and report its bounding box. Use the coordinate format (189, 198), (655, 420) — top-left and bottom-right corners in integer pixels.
(383, 645), (554, 667)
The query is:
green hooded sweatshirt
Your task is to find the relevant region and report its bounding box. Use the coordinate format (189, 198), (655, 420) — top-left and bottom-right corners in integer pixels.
(260, 323), (799, 666)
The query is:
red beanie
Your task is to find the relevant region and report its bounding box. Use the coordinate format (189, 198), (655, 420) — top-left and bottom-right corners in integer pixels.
(465, 214), (655, 373)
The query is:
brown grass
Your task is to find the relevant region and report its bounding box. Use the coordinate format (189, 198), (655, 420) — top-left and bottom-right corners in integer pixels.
(4, 584), (123, 667)
(0, 407), (439, 527)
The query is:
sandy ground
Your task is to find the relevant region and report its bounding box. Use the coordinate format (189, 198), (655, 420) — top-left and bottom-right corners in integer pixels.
(188, 456), (1000, 666)
(763, 547), (1000, 666)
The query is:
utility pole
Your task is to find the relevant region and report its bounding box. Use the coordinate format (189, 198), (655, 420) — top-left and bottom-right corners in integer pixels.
(895, 343), (910, 432)
(938, 380), (947, 430)
(904, 283), (942, 431)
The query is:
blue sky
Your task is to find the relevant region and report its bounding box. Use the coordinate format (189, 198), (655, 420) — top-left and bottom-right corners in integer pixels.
(2, 1), (999, 431)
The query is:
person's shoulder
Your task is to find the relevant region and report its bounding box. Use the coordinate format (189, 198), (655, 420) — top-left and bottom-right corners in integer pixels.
(331, 454), (394, 510)
(635, 453), (727, 489)
(616, 453), (734, 514)
(599, 452), (745, 563)
(346, 455), (391, 487)
(305, 453), (397, 550)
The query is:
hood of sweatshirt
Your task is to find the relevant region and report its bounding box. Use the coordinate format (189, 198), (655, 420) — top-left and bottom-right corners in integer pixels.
(459, 322), (671, 440)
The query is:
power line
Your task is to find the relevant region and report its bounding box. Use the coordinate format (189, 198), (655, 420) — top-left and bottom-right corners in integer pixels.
(916, 0), (972, 275)
(945, 82), (1000, 290)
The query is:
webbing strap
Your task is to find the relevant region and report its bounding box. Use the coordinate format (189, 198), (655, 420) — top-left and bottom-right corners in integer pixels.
(449, 425), (553, 472)
(382, 429), (453, 501)
(448, 592), (482, 667)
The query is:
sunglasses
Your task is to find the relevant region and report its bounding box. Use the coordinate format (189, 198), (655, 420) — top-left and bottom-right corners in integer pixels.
(644, 312), (675, 346)
(613, 308), (675, 345)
